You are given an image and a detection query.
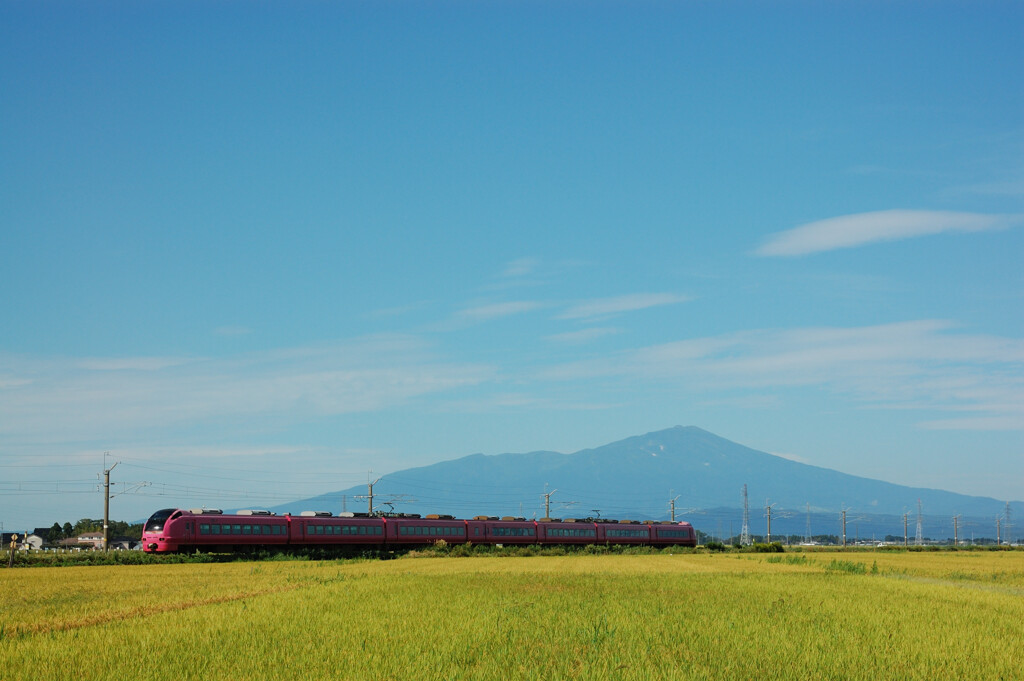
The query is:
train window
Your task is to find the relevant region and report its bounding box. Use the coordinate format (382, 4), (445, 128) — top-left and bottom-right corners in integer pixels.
(199, 524), (209, 534)
(232, 524), (241, 534)
(474, 527), (480, 535)
(211, 524), (221, 535)
(242, 525), (251, 535)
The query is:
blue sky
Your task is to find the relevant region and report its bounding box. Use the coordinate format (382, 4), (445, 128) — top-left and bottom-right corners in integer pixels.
(1, 1), (1021, 531)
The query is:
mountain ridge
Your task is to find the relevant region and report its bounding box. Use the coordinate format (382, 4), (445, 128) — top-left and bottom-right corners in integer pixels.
(271, 426), (1020, 539)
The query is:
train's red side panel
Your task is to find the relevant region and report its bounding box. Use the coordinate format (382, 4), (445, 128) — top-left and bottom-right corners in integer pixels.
(142, 509), (699, 553)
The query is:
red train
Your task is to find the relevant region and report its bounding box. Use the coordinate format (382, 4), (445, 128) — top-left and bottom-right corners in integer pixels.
(141, 508), (697, 553)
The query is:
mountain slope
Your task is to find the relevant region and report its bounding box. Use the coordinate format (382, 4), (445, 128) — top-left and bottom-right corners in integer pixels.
(273, 426), (1020, 539)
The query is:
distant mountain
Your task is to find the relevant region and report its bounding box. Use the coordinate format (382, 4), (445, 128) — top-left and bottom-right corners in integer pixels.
(270, 426), (1022, 541)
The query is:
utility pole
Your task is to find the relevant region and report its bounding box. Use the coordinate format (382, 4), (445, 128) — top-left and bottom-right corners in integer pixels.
(996, 517), (1001, 546)
(543, 488), (558, 519)
(903, 513), (908, 547)
(365, 477), (381, 515)
(953, 515), (960, 547)
(841, 509), (847, 548)
(669, 495), (680, 522)
(102, 455), (119, 553)
(765, 501), (774, 544)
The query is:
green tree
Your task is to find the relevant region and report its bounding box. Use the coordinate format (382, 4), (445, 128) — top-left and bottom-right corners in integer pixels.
(61, 522), (73, 538)
(48, 523), (63, 543)
(73, 519), (101, 535)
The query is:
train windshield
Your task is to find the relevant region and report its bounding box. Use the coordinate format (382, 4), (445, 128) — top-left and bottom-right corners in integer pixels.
(144, 508), (177, 533)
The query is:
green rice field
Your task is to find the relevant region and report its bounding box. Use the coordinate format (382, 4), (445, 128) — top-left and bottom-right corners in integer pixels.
(2, 550), (1022, 680)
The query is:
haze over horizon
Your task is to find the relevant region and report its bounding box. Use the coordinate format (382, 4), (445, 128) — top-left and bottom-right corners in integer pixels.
(2, 2), (1021, 531)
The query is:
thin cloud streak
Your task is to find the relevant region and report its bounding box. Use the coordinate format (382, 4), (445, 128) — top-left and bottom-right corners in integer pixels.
(757, 210), (1020, 257)
(540, 321), (1024, 430)
(457, 301), (545, 322)
(0, 336), (494, 444)
(558, 293), (692, 320)
(546, 327), (622, 344)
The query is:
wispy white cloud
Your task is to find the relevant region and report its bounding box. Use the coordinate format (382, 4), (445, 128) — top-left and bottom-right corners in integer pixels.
(457, 300), (545, 322)
(546, 327), (622, 344)
(502, 257), (541, 278)
(756, 210), (1021, 257)
(76, 357), (195, 371)
(558, 293), (692, 321)
(540, 320), (1024, 431)
(0, 336), (494, 444)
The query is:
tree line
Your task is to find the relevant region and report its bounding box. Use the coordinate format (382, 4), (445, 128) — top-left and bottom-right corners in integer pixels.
(44, 519), (144, 542)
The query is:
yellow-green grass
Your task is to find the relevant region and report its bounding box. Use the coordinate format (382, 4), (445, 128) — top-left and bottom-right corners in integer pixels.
(3, 552), (1022, 680)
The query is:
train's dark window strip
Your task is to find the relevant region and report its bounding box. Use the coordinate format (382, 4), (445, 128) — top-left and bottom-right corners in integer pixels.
(198, 524), (288, 536)
(398, 526), (463, 536)
(493, 527), (535, 537)
(607, 529), (648, 538)
(309, 525), (383, 536)
(547, 528), (597, 538)
(658, 530), (691, 538)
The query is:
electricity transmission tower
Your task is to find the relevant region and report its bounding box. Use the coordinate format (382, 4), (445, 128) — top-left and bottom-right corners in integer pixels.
(740, 484), (751, 546)
(1005, 502), (1013, 546)
(804, 503), (811, 544)
(915, 499), (924, 546)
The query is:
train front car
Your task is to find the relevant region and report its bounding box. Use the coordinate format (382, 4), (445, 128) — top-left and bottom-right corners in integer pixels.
(141, 508), (188, 553)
